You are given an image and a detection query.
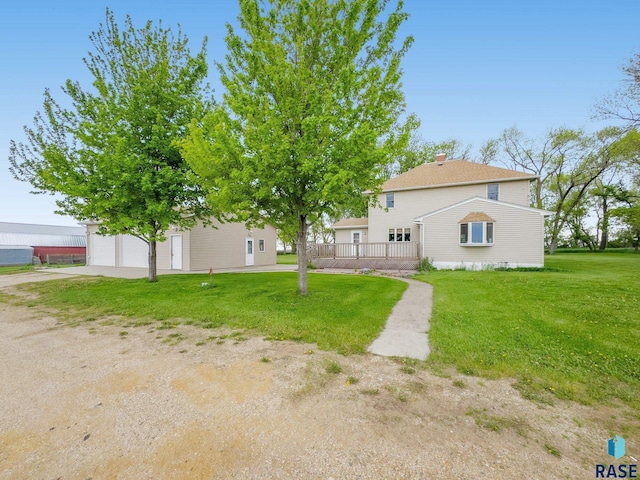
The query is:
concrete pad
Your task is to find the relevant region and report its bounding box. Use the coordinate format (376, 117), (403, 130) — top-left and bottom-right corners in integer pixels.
(0, 271), (80, 288)
(40, 264), (297, 279)
(367, 278), (432, 361)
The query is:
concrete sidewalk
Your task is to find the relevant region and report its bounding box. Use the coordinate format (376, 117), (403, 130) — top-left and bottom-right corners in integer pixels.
(17, 265), (432, 360)
(367, 278), (432, 361)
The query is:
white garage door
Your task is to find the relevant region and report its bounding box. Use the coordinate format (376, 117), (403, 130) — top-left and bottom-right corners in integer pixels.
(90, 234), (116, 266)
(121, 235), (149, 268)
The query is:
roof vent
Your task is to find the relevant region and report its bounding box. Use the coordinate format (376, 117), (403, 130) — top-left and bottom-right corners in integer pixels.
(435, 153), (446, 165)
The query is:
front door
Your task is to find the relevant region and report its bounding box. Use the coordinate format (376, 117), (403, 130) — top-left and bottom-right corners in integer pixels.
(170, 235), (183, 270)
(245, 238), (254, 266)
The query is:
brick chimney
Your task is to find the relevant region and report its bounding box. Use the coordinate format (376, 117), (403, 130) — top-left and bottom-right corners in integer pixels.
(435, 153), (446, 165)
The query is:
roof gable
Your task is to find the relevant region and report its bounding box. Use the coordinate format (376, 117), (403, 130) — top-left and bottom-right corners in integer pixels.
(413, 197), (552, 221)
(381, 160), (535, 192)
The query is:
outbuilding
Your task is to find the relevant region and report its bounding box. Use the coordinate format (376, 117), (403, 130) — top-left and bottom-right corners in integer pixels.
(0, 245), (34, 266)
(84, 219), (277, 271)
(0, 222), (86, 264)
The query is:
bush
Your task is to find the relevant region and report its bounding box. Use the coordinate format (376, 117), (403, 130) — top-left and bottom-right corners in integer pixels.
(418, 258), (436, 272)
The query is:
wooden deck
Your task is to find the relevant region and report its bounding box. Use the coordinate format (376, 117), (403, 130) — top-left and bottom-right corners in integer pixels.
(309, 242), (420, 270)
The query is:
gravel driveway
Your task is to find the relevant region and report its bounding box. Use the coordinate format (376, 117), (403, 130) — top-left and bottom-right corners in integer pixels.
(0, 273), (618, 479)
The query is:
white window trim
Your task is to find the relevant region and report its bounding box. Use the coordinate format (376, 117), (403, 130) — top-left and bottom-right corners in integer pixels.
(258, 239), (265, 252)
(388, 227), (411, 242)
(459, 222), (494, 246)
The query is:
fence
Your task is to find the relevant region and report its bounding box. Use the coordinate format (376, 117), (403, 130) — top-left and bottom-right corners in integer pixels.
(45, 254), (86, 265)
(309, 242), (420, 259)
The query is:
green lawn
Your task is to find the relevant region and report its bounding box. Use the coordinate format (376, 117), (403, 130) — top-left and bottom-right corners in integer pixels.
(414, 253), (640, 409)
(277, 254), (298, 265)
(0, 265), (34, 275)
(17, 272), (406, 354)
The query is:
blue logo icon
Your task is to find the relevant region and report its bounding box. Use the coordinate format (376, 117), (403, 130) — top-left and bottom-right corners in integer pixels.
(608, 436), (625, 460)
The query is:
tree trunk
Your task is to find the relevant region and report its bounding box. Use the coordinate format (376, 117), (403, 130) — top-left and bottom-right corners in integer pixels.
(547, 217), (561, 255)
(599, 199), (609, 251)
(534, 180), (543, 209)
(599, 230), (609, 251)
(148, 239), (157, 282)
(296, 215), (308, 295)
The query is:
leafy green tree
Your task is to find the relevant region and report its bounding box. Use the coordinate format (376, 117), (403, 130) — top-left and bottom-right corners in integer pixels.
(543, 128), (632, 253)
(481, 126), (583, 210)
(590, 180), (629, 250)
(181, 0), (416, 294)
(9, 9), (213, 282)
(612, 196), (640, 252)
(483, 127), (628, 253)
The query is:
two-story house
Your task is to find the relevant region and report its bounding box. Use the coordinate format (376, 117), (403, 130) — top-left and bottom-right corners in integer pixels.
(329, 155), (551, 270)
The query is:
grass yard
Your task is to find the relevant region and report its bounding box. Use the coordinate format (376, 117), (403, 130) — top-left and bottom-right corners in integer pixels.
(276, 254), (298, 265)
(0, 265), (34, 275)
(17, 272), (406, 355)
(415, 253), (640, 410)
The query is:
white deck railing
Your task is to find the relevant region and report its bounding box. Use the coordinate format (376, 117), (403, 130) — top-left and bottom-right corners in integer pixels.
(309, 242), (420, 259)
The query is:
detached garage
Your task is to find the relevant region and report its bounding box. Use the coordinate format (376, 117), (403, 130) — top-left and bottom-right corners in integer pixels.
(85, 220), (277, 271)
(120, 235), (148, 268)
(0, 245), (34, 266)
(89, 233), (116, 266)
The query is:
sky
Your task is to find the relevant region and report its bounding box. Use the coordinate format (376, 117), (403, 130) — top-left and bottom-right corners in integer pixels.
(1, 0), (638, 227)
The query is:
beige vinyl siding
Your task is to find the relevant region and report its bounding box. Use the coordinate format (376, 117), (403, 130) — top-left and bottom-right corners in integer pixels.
(253, 226), (277, 266)
(421, 199), (545, 267)
(154, 231), (191, 270)
(188, 221), (277, 270)
(155, 234), (171, 270)
(86, 220), (276, 271)
(368, 179), (531, 243)
(334, 228), (368, 244)
(335, 229), (351, 244)
(488, 180), (530, 204)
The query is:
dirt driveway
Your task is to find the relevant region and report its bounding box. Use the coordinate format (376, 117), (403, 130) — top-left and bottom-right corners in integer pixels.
(0, 273), (622, 479)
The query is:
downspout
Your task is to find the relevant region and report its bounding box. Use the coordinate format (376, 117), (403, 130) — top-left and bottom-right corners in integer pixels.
(414, 218), (424, 259)
(421, 220), (425, 259)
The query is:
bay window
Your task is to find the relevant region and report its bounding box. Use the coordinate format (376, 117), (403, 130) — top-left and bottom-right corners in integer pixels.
(459, 221), (494, 245)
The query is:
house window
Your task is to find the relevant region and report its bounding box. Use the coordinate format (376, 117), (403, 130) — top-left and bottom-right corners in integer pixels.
(487, 183), (499, 201)
(386, 193), (395, 208)
(258, 239), (265, 252)
(388, 228), (411, 242)
(460, 222), (494, 245)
